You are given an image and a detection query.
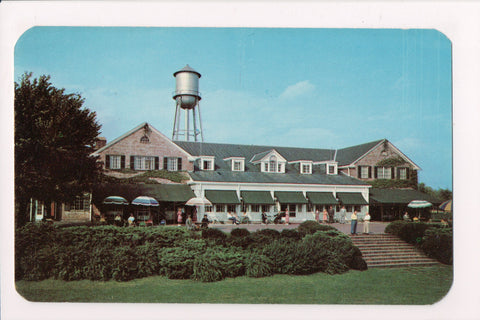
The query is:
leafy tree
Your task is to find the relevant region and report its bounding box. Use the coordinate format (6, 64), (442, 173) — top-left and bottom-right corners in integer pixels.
(15, 73), (101, 227)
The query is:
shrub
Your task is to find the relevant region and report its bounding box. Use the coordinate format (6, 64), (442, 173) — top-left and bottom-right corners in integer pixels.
(192, 247), (246, 282)
(245, 254), (274, 278)
(231, 228), (250, 237)
(111, 246), (139, 281)
(201, 228), (227, 243)
(280, 229), (301, 240)
(249, 229), (281, 248)
(192, 256), (224, 282)
(384, 220), (408, 236)
(421, 228), (453, 265)
(297, 220), (336, 237)
(158, 247), (197, 279)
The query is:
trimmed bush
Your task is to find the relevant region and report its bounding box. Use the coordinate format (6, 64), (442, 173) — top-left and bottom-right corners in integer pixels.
(384, 220), (408, 235)
(231, 228), (250, 237)
(192, 256), (224, 282)
(421, 228), (453, 265)
(297, 220), (336, 237)
(245, 254), (274, 278)
(280, 228), (301, 240)
(201, 228), (227, 243)
(158, 247), (197, 279)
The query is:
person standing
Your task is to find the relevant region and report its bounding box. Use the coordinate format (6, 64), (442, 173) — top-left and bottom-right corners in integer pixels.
(363, 212), (371, 234)
(315, 209), (320, 223)
(177, 208), (183, 226)
(322, 209), (328, 223)
(350, 210), (358, 235)
(340, 206), (347, 224)
(328, 206), (334, 223)
(285, 208), (290, 225)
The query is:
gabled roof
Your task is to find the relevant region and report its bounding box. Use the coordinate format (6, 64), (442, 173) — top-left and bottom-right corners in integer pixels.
(335, 139), (385, 166)
(92, 122), (192, 158)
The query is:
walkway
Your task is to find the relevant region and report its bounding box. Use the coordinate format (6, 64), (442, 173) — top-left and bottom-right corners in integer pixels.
(209, 221), (388, 235)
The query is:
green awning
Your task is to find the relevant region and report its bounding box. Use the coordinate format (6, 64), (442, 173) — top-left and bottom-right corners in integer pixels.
(144, 184), (195, 202)
(205, 190), (241, 204)
(274, 191), (308, 204)
(336, 192), (368, 205)
(306, 192), (339, 205)
(240, 191), (275, 204)
(369, 188), (441, 205)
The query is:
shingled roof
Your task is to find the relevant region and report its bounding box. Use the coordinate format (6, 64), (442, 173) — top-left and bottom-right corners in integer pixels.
(335, 139), (385, 166)
(173, 141), (368, 186)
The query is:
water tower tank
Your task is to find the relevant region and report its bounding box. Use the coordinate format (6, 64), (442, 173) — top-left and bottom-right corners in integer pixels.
(173, 65), (201, 109)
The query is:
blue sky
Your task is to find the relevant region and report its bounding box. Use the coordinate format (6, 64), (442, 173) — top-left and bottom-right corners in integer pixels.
(14, 27), (452, 189)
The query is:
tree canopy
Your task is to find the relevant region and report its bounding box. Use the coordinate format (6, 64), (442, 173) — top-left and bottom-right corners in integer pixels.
(15, 73), (101, 226)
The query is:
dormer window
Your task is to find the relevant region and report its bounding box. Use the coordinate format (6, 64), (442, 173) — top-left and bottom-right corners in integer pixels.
(224, 157), (245, 172)
(269, 155), (277, 173)
(200, 156), (215, 171)
(327, 163), (337, 175)
(251, 149), (286, 173)
(301, 162), (312, 174)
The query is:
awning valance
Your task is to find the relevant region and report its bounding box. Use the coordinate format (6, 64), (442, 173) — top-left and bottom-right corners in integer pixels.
(205, 190), (241, 204)
(240, 191), (275, 205)
(336, 192), (368, 205)
(144, 184), (195, 202)
(274, 191), (308, 204)
(306, 192), (338, 205)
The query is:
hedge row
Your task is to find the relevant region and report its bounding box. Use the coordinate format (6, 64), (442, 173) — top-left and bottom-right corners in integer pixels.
(16, 221), (366, 282)
(385, 220), (452, 265)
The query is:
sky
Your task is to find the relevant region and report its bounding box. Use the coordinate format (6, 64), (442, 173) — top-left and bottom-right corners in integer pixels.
(14, 27), (452, 190)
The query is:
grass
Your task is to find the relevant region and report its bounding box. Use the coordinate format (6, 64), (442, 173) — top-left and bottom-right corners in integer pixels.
(16, 265), (452, 304)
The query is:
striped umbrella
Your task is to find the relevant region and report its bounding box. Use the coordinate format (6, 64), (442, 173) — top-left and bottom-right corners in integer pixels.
(439, 200), (452, 212)
(407, 200), (433, 208)
(103, 196), (129, 205)
(132, 196), (159, 207)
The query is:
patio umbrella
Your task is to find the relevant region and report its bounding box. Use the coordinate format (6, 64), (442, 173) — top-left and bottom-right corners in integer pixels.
(185, 197), (212, 206)
(407, 200), (433, 208)
(439, 199), (452, 212)
(132, 196), (159, 206)
(103, 196), (129, 205)
(408, 200), (432, 220)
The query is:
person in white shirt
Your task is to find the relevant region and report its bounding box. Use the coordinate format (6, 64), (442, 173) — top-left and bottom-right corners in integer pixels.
(363, 212), (371, 234)
(350, 211), (358, 235)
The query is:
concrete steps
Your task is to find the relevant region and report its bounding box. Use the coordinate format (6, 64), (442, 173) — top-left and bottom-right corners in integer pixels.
(350, 233), (439, 268)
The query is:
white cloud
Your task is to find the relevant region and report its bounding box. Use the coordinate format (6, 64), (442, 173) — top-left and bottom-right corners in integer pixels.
(279, 80), (315, 100)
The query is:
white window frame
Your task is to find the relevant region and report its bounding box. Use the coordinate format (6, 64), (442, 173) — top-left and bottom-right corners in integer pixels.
(377, 167), (392, 179)
(134, 156), (156, 171)
(109, 155), (122, 170)
(360, 166), (370, 179)
(327, 163), (337, 175)
(398, 167), (407, 180)
(232, 159), (244, 172)
(200, 156), (215, 171)
(300, 162), (312, 174)
(215, 204), (225, 213)
(167, 157), (178, 171)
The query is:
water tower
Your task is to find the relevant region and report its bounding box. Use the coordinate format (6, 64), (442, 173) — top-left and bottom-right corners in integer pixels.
(172, 65), (203, 141)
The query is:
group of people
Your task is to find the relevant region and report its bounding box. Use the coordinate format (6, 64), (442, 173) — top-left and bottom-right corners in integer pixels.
(315, 206), (347, 224)
(350, 210), (371, 235)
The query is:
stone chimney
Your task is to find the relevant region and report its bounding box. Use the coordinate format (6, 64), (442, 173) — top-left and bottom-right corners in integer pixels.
(94, 137), (107, 150)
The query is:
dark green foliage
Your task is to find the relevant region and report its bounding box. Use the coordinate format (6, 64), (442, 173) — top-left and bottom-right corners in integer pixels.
(421, 228), (453, 265)
(398, 222), (435, 244)
(245, 254), (274, 278)
(15, 73), (101, 227)
(384, 220), (408, 235)
(297, 220), (336, 236)
(16, 222), (367, 282)
(201, 228), (227, 243)
(159, 248), (197, 279)
(230, 228), (250, 237)
(280, 228), (301, 240)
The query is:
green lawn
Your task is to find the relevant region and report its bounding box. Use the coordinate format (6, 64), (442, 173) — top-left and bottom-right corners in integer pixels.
(16, 265), (452, 304)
